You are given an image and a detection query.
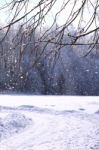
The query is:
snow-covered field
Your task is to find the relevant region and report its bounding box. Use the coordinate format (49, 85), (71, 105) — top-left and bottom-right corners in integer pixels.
(0, 96), (99, 150)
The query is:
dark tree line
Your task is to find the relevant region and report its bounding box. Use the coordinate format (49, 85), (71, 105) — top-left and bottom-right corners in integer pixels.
(0, 26), (98, 95)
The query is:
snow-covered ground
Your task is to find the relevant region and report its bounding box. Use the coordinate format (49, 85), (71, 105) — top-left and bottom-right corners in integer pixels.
(0, 96), (99, 150)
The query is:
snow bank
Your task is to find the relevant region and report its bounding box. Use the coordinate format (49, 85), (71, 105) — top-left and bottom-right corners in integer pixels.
(0, 113), (32, 140)
(0, 96), (99, 114)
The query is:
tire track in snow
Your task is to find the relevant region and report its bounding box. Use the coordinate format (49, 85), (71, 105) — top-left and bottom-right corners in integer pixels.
(0, 111), (99, 150)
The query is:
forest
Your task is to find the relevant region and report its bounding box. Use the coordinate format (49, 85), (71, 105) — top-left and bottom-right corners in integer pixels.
(0, 0), (99, 95)
(0, 26), (98, 95)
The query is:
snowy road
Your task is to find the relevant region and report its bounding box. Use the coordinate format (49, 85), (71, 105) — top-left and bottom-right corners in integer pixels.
(0, 107), (99, 150)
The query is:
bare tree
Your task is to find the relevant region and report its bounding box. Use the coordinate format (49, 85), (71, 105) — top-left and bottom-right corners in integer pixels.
(0, 0), (99, 55)
(0, 0), (99, 95)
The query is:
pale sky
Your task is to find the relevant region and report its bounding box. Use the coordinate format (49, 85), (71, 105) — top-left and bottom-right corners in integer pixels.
(0, 0), (98, 31)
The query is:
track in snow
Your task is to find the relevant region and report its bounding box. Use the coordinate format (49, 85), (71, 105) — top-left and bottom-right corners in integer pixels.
(0, 107), (99, 150)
